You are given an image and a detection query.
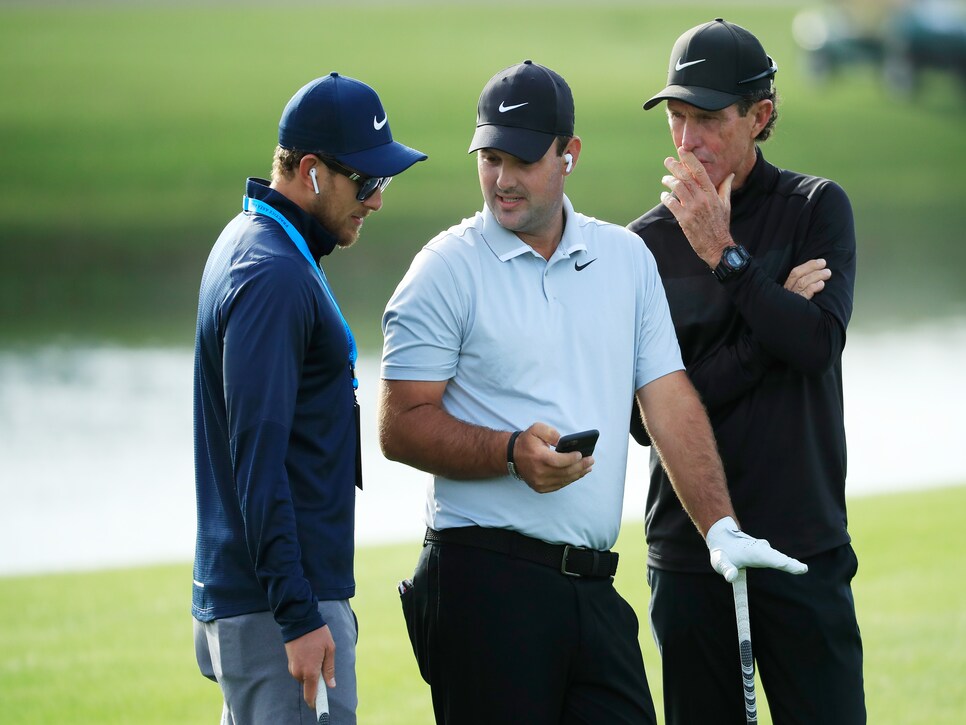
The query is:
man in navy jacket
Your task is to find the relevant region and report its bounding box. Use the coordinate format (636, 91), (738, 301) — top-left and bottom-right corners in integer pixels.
(192, 72), (425, 724)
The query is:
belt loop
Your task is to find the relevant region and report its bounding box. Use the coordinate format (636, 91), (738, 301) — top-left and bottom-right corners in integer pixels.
(507, 529), (519, 561)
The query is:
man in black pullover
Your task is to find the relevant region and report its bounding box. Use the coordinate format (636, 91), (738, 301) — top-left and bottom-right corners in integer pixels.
(629, 18), (866, 725)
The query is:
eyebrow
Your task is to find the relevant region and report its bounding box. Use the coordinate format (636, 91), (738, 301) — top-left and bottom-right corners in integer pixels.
(667, 106), (722, 119)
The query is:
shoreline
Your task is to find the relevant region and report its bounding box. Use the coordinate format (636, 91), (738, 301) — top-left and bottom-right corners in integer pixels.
(2, 319), (964, 577)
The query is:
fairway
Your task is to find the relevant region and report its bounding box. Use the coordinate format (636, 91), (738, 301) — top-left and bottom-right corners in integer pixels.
(1, 484), (964, 723)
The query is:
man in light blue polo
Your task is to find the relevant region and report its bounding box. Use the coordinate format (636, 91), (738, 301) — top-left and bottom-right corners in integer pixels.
(378, 60), (806, 724)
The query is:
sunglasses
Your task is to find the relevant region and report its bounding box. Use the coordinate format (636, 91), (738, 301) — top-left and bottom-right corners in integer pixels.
(316, 155), (392, 202)
(738, 56), (778, 85)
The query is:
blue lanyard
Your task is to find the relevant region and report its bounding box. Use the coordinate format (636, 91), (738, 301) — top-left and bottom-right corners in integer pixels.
(243, 195), (358, 389)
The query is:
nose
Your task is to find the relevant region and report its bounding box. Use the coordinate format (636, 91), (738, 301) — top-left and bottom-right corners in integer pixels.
(363, 188), (384, 212)
(679, 119), (699, 152)
(495, 162), (518, 191)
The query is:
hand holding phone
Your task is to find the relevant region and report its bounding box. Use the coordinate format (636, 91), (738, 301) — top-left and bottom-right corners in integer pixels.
(555, 429), (599, 457)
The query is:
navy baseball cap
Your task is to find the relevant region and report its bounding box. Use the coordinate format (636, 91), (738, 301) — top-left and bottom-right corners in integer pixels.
(644, 18), (777, 111)
(468, 60), (574, 163)
(278, 72), (427, 177)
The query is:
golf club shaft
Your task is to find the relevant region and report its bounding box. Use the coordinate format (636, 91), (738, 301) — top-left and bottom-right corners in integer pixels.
(733, 570), (758, 724)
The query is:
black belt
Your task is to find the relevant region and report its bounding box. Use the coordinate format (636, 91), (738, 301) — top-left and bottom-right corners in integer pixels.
(424, 526), (618, 578)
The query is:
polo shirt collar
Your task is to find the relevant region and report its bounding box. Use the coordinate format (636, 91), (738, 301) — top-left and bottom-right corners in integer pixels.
(480, 194), (587, 262)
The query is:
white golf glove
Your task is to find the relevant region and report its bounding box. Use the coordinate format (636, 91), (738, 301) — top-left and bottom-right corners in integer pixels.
(706, 516), (809, 583)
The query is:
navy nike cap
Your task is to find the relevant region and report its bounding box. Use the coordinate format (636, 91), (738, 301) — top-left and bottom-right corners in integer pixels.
(468, 60), (574, 163)
(644, 18), (777, 111)
(278, 72), (427, 177)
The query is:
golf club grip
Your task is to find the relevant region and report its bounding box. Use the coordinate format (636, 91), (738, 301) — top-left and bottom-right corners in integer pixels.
(315, 683), (330, 725)
(732, 570), (758, 724)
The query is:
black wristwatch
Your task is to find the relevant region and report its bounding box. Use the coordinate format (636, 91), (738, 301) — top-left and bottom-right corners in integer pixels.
(712, 244), (751, 281)
(507, 430), (523, 480)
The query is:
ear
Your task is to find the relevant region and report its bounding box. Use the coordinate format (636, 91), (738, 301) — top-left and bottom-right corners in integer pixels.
(298, 154), (321, 193)
(752, 99), (773, 138)
(563, 136), (582, 174)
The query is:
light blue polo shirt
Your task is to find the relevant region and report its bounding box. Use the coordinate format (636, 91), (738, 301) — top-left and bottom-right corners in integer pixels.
(381, 195), (683, 550)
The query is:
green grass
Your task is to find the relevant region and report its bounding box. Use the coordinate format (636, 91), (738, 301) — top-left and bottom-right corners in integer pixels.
(1, 2), (965, 349)
(1, 484), (964, 723)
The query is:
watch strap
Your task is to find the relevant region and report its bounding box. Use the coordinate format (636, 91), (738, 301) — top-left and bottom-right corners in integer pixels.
(507, 430), (523, 480)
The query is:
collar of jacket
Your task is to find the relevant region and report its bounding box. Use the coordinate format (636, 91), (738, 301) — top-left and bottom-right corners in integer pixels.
(730, 147), (780, 222)
(245, 177), (339, 259)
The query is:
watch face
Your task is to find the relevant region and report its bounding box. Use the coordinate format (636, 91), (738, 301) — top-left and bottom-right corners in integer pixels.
(714, 245), (749, 280)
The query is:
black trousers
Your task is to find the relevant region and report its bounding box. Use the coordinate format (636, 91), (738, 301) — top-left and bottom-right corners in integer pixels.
(648, 544), (866, 725)
(404, 540), (656, 725)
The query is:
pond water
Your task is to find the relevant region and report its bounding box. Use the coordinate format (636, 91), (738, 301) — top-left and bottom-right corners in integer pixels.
(1, 320), (964, 576)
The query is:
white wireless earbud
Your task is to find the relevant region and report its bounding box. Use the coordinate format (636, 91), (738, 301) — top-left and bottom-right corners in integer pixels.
(309, 166), (320, 195)
(564, 153), (573, 173)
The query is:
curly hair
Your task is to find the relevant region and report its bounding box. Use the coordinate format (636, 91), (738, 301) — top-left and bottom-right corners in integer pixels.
(272, 146), (312, 182)
(736, 89), (779, 142)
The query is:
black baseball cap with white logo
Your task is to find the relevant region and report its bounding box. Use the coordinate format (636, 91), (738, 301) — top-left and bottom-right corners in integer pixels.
(643, 18), (777, 111)
(278, 72), (427, 177)
(468, 60), (574, 163)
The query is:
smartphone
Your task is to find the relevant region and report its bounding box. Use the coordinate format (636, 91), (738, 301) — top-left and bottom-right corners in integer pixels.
(555, 429), (599, 457)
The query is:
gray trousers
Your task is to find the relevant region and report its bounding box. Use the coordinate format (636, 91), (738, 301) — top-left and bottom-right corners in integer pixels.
(194, 600), (358, 725)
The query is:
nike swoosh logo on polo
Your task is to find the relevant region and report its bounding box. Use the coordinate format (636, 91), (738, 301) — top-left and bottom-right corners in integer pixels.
(498, 101), (529, 113)
(575, 259), (597, 272)
(373, 114), (388, 130)
(675, 57), (706, 71)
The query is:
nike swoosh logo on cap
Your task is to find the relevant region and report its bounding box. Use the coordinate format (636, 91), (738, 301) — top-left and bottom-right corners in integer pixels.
(498, 101), (529, 113)
(675, 57), (706, 71)
(373, 114), (388, 130)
